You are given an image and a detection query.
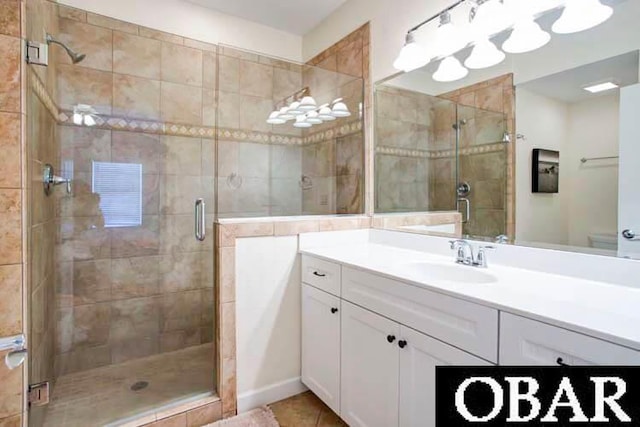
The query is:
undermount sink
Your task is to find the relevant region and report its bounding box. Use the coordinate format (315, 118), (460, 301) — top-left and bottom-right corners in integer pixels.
(402, 262), (498, 284)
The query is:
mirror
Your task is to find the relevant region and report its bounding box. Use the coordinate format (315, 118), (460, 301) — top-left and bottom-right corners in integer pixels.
(374, 0), (640, 259)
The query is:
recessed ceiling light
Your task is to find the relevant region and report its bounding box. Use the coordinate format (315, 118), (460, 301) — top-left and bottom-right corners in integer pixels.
(583, 82), (619, 93)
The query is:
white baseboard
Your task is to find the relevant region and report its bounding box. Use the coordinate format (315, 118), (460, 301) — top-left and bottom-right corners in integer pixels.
(237, 377), (308, 413)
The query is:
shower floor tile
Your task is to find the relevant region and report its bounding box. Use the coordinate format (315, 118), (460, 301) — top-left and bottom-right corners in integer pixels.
(42, 344), (216, 427)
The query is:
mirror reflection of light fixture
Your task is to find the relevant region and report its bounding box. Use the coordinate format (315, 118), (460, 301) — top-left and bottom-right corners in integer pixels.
(299, 96), (317, 111)
(393, 32), (431, 72)
(502, 17), (550, 54)
(287, 101), (304, 116)
(433, 56), (469, 82)
(293, 115), (312, 128)
(317, 105), (336, 121)
(266, 111), (287, 125)
(72, 104), (99, 127)
(331, 101), (351, 118)
(552, 0), (613, 34)
(306, 111), (323, 125)
(435, 11), (469, 57)
(464, 37), (505, 69)
(278, 106), (295, 121)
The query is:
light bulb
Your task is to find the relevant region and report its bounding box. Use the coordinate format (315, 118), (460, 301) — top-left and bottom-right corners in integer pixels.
(435, 11), (469, 57)
(433, 56), (469, 82)
(83, 114), (96, 127)
(278, 107), (295, 121)
(266, 111), (286, 125)
(317, 105), (336, 121)
(503, 18), (550, 54)
(73, 112), (83, 125)
(306, 111), (322, 125)
(299, 96), (317, 111)
(472, 0), (514, 37)
(464, 38), (505, 69)
(293, 115), (312, 128)
(331, 102), (351, 118)
(552, 0), (613, 34)
(393, 32), (431, 72)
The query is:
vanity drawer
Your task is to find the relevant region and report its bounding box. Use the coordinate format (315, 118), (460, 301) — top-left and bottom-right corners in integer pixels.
(500, 312), (640, 366)
(342, 267), (499, 362)
(302, 255), (341, 296)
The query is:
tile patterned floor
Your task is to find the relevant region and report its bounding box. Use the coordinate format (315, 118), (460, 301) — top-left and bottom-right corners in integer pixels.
(41, 344), (216, 427)
(269, 392), (347, 427)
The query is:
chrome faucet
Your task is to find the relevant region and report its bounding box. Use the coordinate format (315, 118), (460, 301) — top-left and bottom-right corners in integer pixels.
(449, 240), (495, 268)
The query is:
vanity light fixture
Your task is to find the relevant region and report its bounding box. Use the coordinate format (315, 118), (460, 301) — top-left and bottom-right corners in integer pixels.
(393, 32), (431, 72)
(435, 11), (469, 57)
(278, 106), (295, 121)
(394, 0), (616, 82)
(299, 96), (317, 112)
(464, 37), (505, 69)
(502, 17), (550, 54)
(267, 89), (352, 127)
(287, 101), (304, 116)
(583, 81), (619, 93)
(552, 0), (613, 34)
(331, 100), (351, 118)
(433, 56), (469, 82)
(306, 111), (323, 125)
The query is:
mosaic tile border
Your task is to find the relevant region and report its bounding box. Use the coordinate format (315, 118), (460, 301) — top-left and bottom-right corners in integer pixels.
(376, 142), (507, 159)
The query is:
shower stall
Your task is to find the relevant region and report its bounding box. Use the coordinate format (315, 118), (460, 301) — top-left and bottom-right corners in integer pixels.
(23, 2), (364, 426)
(374, 85), (508, 237)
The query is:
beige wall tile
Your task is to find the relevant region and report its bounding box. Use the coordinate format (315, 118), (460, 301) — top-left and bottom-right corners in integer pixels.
(57, 64), (113, 114)
(0, 414), (21, 427)
(151, 413), (187, 427)
(0, 35), (20, 113)
(56, 259), (112, 306)
(239, 60), (273, 99)
(0, 1), (20, 37)
(58, 18), (113, 71)
(218, 56), (239, 93)
(0, 112), (20, 188)
(113, 31), (162, 80)
(54, 344), (111, 375)
(112, 131), (161, 174)
(186, 401), (222, 427)
(0, 365), (21, 420)
(203, 52), (217, 90)
(87, 12), (138, 34)
(70, 302), (111, 348)
(161, 82), (202, 125)
(160, 135), (202, 175)
(183, 38), (217, 53)
(337, 40), (363, 78)
(274, 220), (320, 236)
(59, 126), (111, 173)
(0, 264), (21, 336)
(217, 90), (239, 129)
(159, 175), (202, 215)
(202, 89), (216, 127)
(113, 73), (161, 120)
(59, 5), (87, 23)
(216, 222), (274, 247)
(217, 247), (234, 303)
(239, 95), (272, 133)
(0, 211), (20, 264)
(139, 27), (184, 45)
(111, 255), (160, 300)
(161, 43), (203, 86)
(110, 215), (160, 258)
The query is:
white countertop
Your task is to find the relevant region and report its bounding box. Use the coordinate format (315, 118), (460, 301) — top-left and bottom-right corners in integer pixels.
(300, 242), (640, 352)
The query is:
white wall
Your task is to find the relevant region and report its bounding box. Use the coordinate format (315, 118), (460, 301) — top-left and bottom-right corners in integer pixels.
(235, 236), (306, 412)
(515, 89), (569, 245)
(566, 94), (620, 247)
(58, 0), (303, 62)
(304, 0), (640, 88)
(515, 90), (619, 248)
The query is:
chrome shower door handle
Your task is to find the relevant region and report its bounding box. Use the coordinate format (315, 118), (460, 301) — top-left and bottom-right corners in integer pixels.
(457, 198), (470, 224)
(195, 198), (206, 242)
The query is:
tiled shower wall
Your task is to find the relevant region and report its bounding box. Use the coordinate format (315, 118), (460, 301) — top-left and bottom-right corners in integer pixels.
(51, 4), (216, 375)
(0, 0), (27, 424)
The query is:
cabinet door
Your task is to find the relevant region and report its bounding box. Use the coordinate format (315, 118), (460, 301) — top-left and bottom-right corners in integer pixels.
(341, 301), (400, 427)
(302, 284), (341, 414)
(398, 326), (490, 427)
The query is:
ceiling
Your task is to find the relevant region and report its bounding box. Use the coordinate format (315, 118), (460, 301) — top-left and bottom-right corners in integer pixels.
(519, 51), (639, 103)
(185, 0), (348, 35)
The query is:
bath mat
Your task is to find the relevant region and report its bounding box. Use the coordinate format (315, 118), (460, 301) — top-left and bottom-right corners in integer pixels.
(205, 406), (280, 427)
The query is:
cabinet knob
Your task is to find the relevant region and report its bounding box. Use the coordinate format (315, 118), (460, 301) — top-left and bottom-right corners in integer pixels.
(387, 335), (396, 343)
(556, 357), (569, 367)
(398, 340), (407, 349)
(313, 271), (326, 277)
(331, 307), (338, 314)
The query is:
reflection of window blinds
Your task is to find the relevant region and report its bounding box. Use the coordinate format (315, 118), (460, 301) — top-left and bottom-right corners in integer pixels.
(92, 161), (142, 228)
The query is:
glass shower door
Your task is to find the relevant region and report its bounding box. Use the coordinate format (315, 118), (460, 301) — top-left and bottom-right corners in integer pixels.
(455, 105), (508, 239)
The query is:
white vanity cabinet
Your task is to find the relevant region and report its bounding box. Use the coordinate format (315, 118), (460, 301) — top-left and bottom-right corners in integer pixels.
(341, 301), (400, 427)
(301, 284), (341, 414)
(500, 312), (640, 366)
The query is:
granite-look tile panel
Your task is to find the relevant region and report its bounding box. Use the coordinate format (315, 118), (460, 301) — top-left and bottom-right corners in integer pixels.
(113, 31), (162, 80)
(0, 365), (21, 420)
(113, 73), (161, 120)
(57, 64), (113, 114)
(87, 12), (138, 35)
(0, 264), (21, 336)
(139, 27), (184, 45)
(186, 401), (222, 427)
(0, 0), (20, 38)
(0, 113), (21, 188)
(0, 34), (20, 113)
(59, 4), (87, 23)
(58, 18), (113, 71)
(161, 82), (202, 125)
(161, 43), (203, 87)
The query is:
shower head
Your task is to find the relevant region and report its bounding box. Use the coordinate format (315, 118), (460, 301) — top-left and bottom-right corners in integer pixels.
(46, 33), (86, 64)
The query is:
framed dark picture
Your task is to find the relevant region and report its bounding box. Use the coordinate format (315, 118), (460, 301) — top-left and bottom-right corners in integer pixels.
(532, 149), (559, 193)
